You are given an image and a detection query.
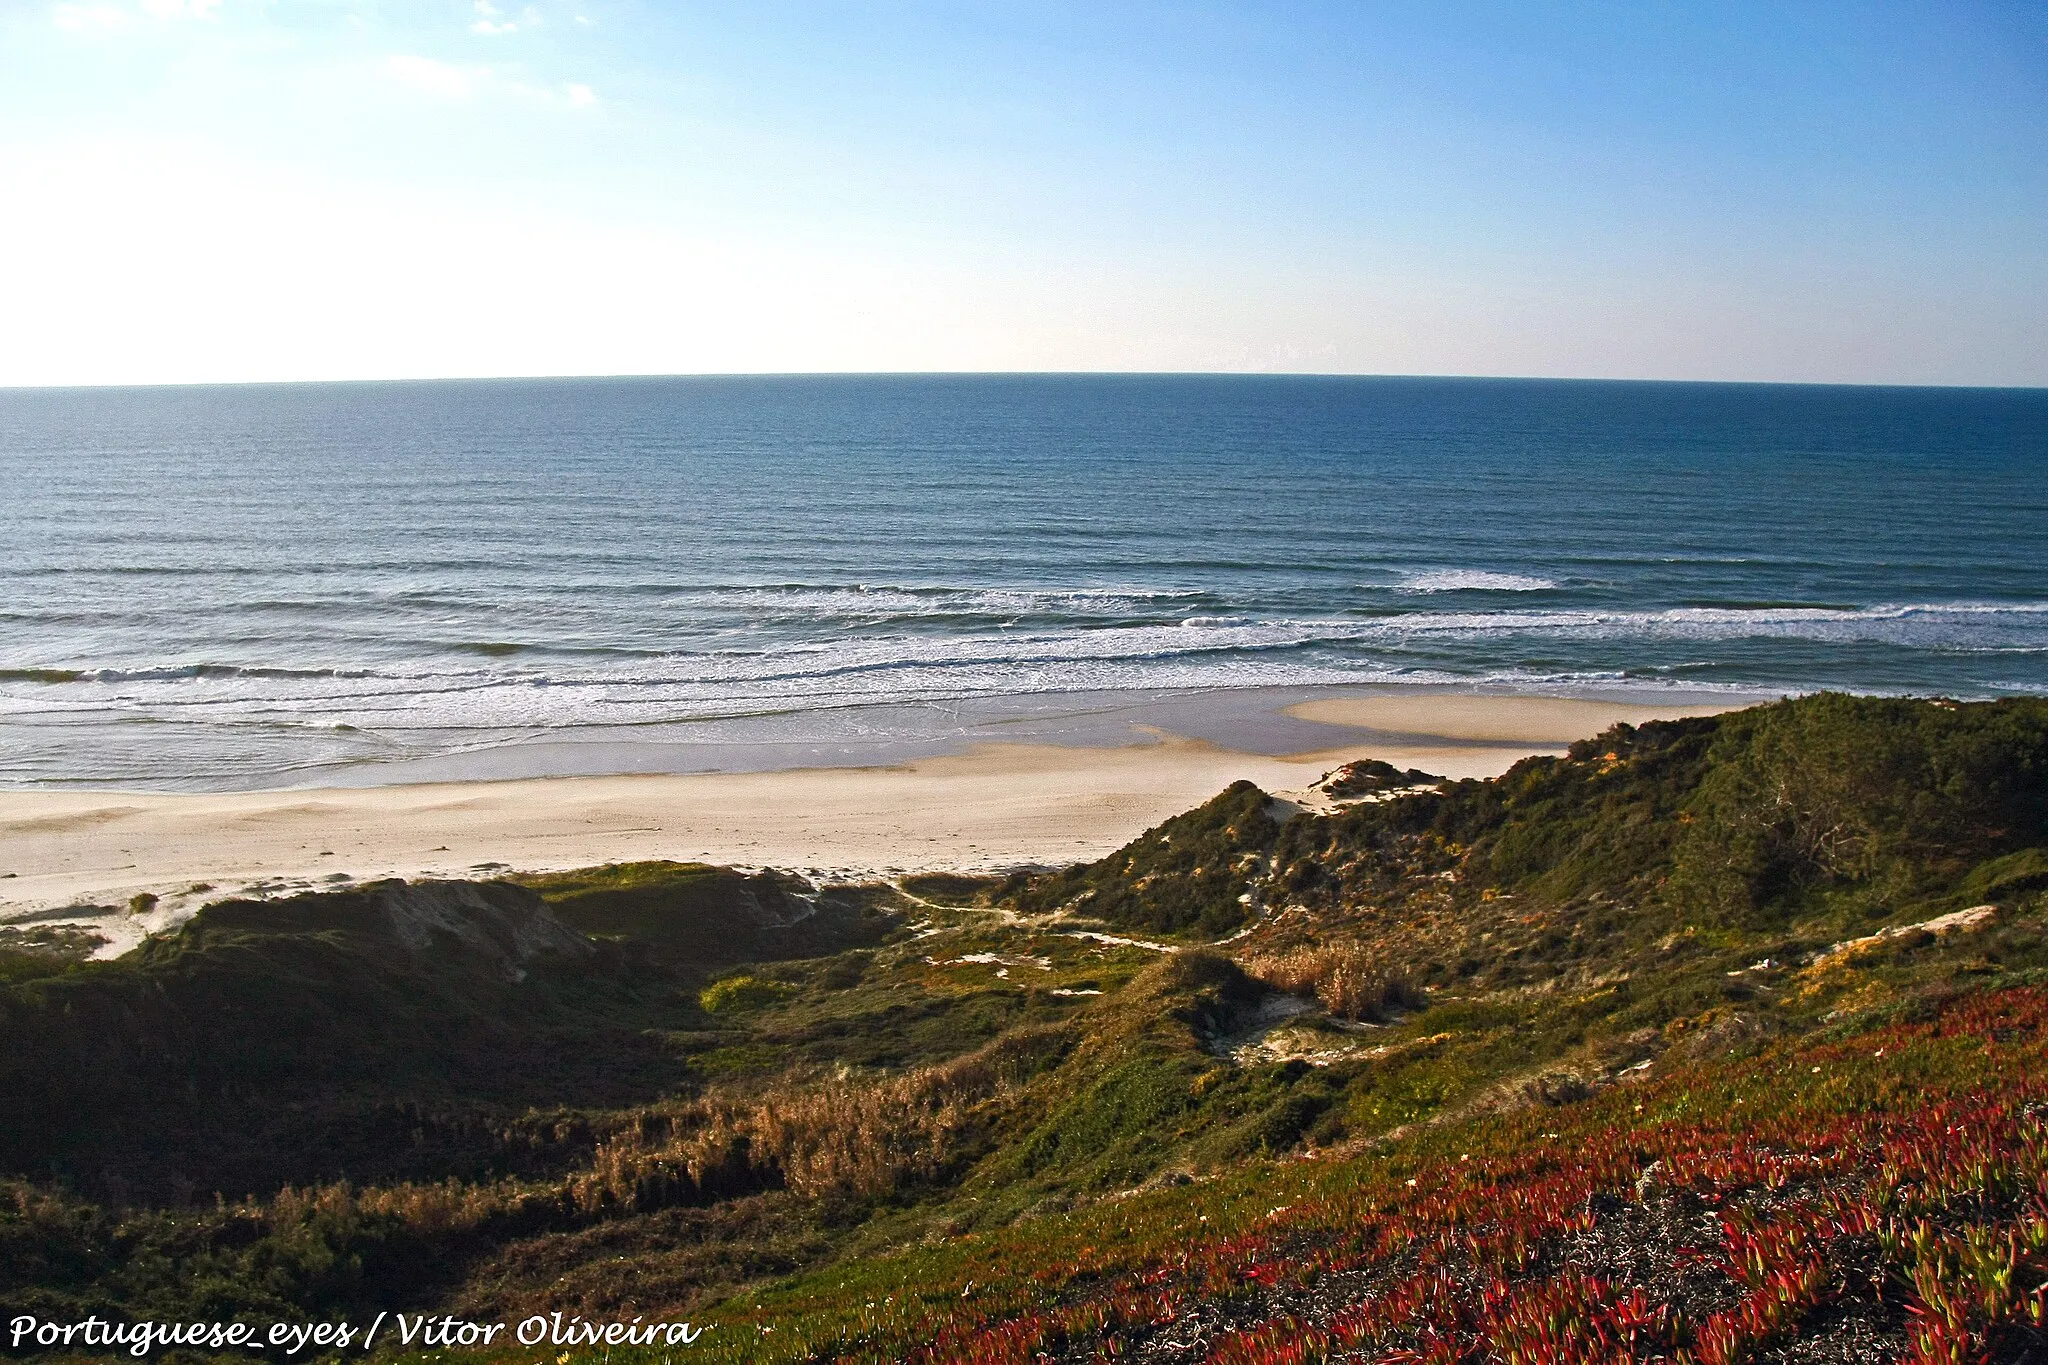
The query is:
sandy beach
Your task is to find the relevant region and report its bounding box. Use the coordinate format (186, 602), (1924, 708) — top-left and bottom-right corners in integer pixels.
(0, 689), (1752, 952)
(1280, 693), (1737, 745)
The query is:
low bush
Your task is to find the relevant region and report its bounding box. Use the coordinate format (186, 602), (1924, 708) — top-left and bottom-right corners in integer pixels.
(698, 975), (797, 1014)
(1242, 943), (1422, 1021)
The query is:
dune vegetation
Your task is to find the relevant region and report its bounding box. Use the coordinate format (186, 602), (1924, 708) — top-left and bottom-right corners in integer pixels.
(2, 693), (2046, 1362)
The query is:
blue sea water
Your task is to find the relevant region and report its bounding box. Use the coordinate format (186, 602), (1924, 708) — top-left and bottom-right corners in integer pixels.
(0, 374), (2044, 789)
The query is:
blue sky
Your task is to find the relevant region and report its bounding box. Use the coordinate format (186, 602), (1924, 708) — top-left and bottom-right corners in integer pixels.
(1, 1), (2042, 385)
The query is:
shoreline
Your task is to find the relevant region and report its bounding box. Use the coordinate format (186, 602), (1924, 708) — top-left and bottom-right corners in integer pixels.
(0, 688), (1757, 954)
(3, 681), (1771, 794)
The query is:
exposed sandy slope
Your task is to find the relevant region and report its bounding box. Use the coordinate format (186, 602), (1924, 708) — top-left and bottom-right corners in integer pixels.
(0, 692), (1753, 953)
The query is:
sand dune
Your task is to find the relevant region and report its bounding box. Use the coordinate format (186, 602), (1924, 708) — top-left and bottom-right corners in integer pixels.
(0, 692), (1755, 950)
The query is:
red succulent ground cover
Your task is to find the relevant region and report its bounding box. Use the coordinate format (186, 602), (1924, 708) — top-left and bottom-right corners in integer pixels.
(705, 986), (2048, 1365)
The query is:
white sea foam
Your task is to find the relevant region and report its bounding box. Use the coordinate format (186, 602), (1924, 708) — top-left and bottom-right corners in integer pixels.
(682, 583), (1222, 623)
(7, 601), (2046, 750)
(1399, 570), (1559, 593)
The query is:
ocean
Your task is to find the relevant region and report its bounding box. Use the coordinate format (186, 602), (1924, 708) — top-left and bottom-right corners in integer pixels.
(1, 374), (2044, 790)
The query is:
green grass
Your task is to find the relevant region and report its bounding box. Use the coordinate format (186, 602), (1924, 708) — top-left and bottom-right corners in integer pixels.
(3, 694), (2047, 1361)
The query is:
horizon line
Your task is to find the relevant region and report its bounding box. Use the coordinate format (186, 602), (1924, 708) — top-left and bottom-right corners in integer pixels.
(4, 369), (2045, 395)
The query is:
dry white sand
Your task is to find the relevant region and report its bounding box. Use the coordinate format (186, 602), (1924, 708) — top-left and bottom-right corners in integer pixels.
(1283, 693), (1738, 745)
(0, 692), (1755, 952)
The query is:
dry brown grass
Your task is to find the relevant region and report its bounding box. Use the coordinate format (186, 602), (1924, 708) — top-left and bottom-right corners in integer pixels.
(270, 1176), (543, 1235)
(1241, 942), (1422, 1021)
(243, 1026), (1071, 1240)
(565, 1022), (1067, 1213)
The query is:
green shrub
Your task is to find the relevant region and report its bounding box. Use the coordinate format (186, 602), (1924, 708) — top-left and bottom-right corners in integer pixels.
(699, 975), (797, 1014)
(1011, 781), (1282, 937)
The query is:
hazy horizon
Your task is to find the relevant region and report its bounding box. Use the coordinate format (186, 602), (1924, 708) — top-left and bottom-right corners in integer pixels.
(5, 370), (2048, 395)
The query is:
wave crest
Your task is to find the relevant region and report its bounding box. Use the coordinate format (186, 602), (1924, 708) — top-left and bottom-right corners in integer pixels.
(1400, 570), (1559, 593)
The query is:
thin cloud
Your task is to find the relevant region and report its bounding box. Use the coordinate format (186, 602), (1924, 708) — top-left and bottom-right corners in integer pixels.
(470, 0), (540, 37)
(384, 54), (487, 101)
(383, 54), (596, 109)
(504, 77), (599, 107)
(50, 3), (128, 31)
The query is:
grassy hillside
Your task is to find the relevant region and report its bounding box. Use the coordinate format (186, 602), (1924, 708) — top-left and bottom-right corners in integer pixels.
(0, 870), (898, 1198)
(2, 693), (2046, 1362)
(610, 982), (2048, 1364)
